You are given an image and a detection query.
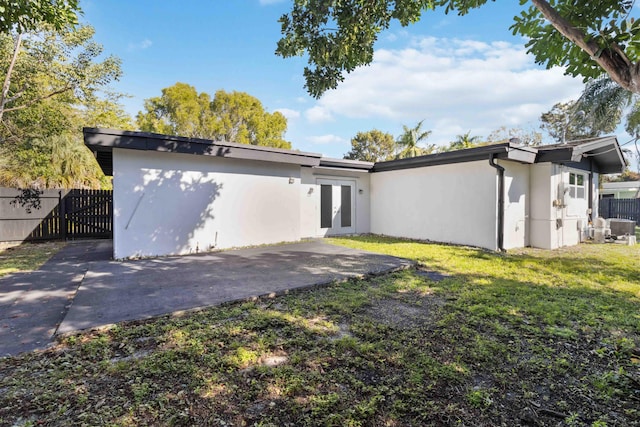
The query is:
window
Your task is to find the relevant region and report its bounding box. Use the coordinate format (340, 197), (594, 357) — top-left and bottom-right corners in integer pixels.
(320, 184), (332, 228)
(569, 172), (586, 199)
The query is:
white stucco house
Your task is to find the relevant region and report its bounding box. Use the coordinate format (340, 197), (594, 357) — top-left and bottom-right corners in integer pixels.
(600, 181), (640, 199)
(83, 129), (626, 259)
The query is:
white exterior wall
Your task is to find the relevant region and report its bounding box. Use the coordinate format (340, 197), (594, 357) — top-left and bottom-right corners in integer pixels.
(502, 161), (530, 250)
(370, 160), (499, 250)
(112, 149), (301, 259)
(299, 167), (371, 237)
(530, 163), (595, 249)
(530, 163), (556, 249)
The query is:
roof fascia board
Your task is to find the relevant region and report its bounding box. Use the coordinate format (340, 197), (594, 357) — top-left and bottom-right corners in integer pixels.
(83, 128), (322, 167)
(506, 146), (538, 163)
(371, 143), (536, 173)
(318, 158), (374, 170)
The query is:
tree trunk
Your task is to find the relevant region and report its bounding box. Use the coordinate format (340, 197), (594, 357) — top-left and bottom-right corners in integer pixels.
(0, 33), (22, 123)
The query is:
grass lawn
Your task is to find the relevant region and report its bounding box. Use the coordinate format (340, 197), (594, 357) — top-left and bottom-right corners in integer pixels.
(0, 237), (638, 426)
(0, 241), (66, 278)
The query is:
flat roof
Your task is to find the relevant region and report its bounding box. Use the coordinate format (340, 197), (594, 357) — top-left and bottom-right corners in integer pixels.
(83, 128), (323, 175)
(601, 181), (640, 190)
(85, 129), (627, 177)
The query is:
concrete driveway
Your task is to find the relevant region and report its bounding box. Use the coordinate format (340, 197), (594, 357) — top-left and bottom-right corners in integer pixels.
(1, 240), (412, 357)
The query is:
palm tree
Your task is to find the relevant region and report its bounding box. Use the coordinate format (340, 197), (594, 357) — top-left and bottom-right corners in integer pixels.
(396, 120), (434, 159)
(450, 131), (482, 150)
(577, 76), (634, 136)
(576, 76), (640, 169)
(0, 133), (106, 189)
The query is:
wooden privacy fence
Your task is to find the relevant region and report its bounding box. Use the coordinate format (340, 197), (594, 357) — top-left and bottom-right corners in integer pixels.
(598, 198), (640, 225)
(0, 188), (112, 242)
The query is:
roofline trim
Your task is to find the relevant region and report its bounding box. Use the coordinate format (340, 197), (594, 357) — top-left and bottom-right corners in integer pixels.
(318, 157), (374, 171)
(371, 143), (538, 172)
(83, 128), (323, 172)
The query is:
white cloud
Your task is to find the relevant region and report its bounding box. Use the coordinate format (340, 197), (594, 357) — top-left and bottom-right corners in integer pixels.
(305, 106), (334, 123)
(275, 108), (300, 120)
(308, 36), (583, 146)
(127, 39), (152, 51)
(307, 134), (347, 145)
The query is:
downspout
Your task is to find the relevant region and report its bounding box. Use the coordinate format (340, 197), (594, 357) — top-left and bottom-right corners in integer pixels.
(489, 154), (505, 251)
(588, 159), (594, 224)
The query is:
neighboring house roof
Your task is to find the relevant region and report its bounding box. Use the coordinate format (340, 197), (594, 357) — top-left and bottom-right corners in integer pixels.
(84, 129), (626, 176)
(83, 128), (323, 175)
(601, 181), (640, 197)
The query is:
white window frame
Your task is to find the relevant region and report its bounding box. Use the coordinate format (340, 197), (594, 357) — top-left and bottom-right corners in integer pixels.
(568, 172), (586, 200)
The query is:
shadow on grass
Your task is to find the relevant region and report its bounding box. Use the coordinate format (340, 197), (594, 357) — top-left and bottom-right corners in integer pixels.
(0, 236), (638, 426)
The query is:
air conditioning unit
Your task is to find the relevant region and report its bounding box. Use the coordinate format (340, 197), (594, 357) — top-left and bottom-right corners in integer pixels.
(609, 219), (636, 236)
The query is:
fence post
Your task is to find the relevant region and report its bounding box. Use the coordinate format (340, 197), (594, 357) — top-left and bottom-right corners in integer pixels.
(59, 190), (66, 240)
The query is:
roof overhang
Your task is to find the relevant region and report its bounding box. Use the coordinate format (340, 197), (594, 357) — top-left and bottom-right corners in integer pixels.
(83, 128), (322, 176)
(371, 143), (538, 172)
(536, 136), (626, 174)
(316, 157), (374, 172)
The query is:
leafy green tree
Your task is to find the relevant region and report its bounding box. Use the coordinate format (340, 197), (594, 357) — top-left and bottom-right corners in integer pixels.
(344, 129), (395, 162)
(82, 93), (135, 130)
(601, 169), (640, 182)
(212, 90), (290, 148)
(276, 0), (640, 97)
(0, 21), (128, 189)
(0, 24), (122, 132)
(0, 0), (80, 34)
(136, 82), (214, 138)
(0, 133), (108, 189)
(396, 120), (434, 159)
(137, 84), (291, 149)
(486, 126), (543, 147)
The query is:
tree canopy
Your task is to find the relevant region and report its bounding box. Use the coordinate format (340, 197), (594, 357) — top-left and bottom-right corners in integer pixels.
(0, 0), (80, 34)
(486, 126), (542, 147)
(343, 129), (395, 162)
(137, 84), (291, 149)
(540, 99), (620, 143)
(276, 0), (640, 97)
(0, 25), (122, 133)
(0, 22), (129, 189)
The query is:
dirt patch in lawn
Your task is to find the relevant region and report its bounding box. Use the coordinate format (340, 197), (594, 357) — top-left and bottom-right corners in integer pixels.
(367, 294), (445, 329)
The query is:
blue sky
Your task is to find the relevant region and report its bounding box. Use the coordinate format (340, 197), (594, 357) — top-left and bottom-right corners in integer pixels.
(80, 1), (630, 160)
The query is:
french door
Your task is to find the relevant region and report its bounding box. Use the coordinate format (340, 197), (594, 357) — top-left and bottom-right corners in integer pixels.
(317, 179), (356, 235)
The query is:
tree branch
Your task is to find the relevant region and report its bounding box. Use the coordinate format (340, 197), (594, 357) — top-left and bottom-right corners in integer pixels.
(0, 33), (23, 122)
(5, 87), (27, 105)
(1, 85), (73, 114)
(531, 0), (638, 92)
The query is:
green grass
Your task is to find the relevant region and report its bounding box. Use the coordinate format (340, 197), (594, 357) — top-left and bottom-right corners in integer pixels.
(0, 241), (66, 277)
(0, 236), (638, 426)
